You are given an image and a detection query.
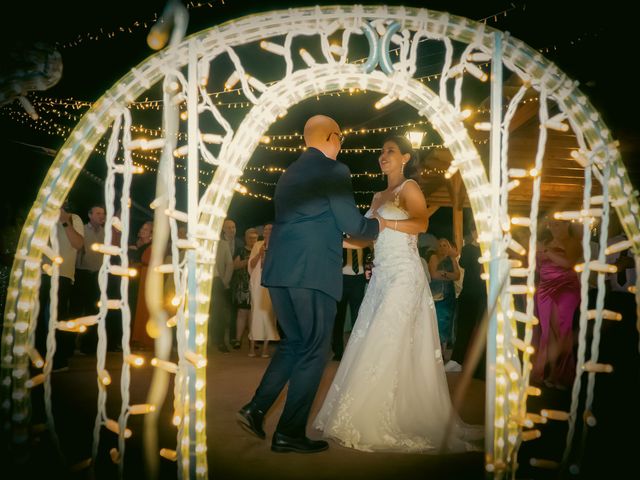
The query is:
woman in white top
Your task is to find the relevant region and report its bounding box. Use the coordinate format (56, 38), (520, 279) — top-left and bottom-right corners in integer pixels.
(247, 223), (280, 357)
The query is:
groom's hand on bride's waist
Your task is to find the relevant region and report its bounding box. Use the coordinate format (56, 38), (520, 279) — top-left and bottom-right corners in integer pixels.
(375, 215), (386, 232)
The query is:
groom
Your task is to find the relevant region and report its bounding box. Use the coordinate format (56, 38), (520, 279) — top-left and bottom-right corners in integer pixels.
(237, 114), (383, 453)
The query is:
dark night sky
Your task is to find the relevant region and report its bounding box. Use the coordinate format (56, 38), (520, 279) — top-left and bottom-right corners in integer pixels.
(0, 0), (635, 239)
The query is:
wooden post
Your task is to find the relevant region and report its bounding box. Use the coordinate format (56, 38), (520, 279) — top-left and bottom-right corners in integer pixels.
(450, 172), (464, 250)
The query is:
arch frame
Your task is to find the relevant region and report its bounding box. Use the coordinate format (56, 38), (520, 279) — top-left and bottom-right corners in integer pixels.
(1, 5), (637, 479)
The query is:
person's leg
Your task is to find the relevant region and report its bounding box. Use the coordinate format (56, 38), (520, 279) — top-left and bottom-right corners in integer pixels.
(221, 287), (231, 347)
(332, 277), (349, 360)
(228, 297), (237, 346)
(35, 274), (51, 356)
(549, 294), (579, 387)
(435, 299), (448, 348)
(106, 274), (122, 351)
(69, 269), (86, 317)
(450, 293), (477, 364)
(250, 287), (300, 410)
(275, 288), (336, 438)
(531, 294), (552, 384)
(209, 278), (228, 351)
(235, 308), (249, 348)
(79, 270), (100, 354)
(53, 277), (75, 369)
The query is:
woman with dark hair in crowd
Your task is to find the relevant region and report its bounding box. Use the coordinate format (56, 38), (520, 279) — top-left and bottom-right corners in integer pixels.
(129, 220), (154, 350)
(428, 237), (460, 352)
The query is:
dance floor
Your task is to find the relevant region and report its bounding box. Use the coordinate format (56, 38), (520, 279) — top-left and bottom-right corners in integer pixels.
(2, 335), (635, 480)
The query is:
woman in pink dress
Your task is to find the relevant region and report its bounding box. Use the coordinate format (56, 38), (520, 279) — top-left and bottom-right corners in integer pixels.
(130, 221), (154, 351)
(532, 218), (582, 389)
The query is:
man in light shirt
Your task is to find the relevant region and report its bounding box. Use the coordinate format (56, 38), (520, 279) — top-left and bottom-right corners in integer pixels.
(73, 204), (105, 355)
(210, 238), (234, 352)
(36, 199), (84, 372)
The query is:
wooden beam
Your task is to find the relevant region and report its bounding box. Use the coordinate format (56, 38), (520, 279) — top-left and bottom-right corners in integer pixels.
(451, 173), (463, 250)
(507, 100), (539, 133)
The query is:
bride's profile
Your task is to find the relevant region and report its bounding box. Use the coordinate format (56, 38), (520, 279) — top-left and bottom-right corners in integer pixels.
(313, 135), (482, 453)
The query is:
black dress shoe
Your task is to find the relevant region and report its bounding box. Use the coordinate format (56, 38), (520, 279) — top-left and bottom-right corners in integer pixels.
(236, 403), (266, 439)
(271, 432), (329, 453)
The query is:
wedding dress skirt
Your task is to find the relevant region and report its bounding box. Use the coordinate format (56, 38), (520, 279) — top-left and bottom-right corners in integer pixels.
(313, 187), (482, 452)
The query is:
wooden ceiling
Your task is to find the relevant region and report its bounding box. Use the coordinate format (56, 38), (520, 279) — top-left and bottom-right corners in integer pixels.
(416, 78), (640, 215)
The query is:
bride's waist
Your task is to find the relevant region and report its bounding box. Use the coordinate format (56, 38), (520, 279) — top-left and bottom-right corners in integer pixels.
(375, 231), (417, 246)
(373, 240), (419, 262)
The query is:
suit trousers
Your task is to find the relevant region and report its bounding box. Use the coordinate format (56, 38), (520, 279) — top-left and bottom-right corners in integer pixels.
(332, 274), (366, 358)
(252, 286), (336, 438)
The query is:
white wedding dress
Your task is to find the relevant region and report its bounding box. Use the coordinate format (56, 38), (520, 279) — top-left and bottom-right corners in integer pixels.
(313, 180), (481, 453)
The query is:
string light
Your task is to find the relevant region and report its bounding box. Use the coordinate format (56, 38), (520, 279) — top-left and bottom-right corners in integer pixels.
(54, 1), (227, 49)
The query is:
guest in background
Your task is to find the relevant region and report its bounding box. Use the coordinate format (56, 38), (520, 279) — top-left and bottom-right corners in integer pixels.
(445, 227), (486, 375)
(532, 217), (581, 389)
(129, 221), (154, 351)
(248, 223), (279, 358)
(231, 228), (259, 349)
(222, 218), (244, 347)
(106, 208), (123, 352)
(163, 225), (188, 319)
(73, 204), (105, 355)
(602, 215), (638, 367)
(36, 199), (84, 372)
(606, 215), (636, 299)
(418, 231), (439, 255)
(452, 239), (464, 300)
(210, 236), (234, 353)
(428, 237), (460, 352)
(222, 218), (243, 260)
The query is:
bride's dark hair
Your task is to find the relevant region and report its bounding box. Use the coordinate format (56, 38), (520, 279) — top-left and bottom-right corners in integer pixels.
(383, 135), (419, 180)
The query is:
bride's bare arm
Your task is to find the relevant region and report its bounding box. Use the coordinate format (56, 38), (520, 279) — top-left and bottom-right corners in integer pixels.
(389, 181), (428, 234)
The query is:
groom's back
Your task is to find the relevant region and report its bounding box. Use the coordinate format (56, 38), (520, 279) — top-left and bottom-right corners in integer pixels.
(262, 148), (344, 300)
(274, 151), (335, 222)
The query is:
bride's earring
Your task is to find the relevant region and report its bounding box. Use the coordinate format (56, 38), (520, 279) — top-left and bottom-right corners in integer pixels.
(401, 163), (406, 174)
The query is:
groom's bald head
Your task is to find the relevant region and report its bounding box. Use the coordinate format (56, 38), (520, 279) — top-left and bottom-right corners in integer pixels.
(303, 115), (341, 159)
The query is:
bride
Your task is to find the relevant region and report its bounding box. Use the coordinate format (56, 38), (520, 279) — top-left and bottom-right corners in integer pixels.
(313, 136), (481, 453)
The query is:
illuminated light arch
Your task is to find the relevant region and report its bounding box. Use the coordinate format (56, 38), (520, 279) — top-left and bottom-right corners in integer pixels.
(2, 5), (638, 479)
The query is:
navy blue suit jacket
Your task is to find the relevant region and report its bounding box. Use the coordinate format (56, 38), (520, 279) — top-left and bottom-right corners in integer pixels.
(262, 147), (379, 301)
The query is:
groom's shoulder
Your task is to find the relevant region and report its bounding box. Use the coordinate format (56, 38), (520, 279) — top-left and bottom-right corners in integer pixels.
(330, 159), (351, 177)
(295, 151), (350, 177)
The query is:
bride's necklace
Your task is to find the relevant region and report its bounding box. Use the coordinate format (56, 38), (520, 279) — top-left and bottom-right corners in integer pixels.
(385, 177), (406, 193)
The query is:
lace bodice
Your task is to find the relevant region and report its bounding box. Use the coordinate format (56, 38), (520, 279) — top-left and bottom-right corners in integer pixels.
(365, 180), (419, 266)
